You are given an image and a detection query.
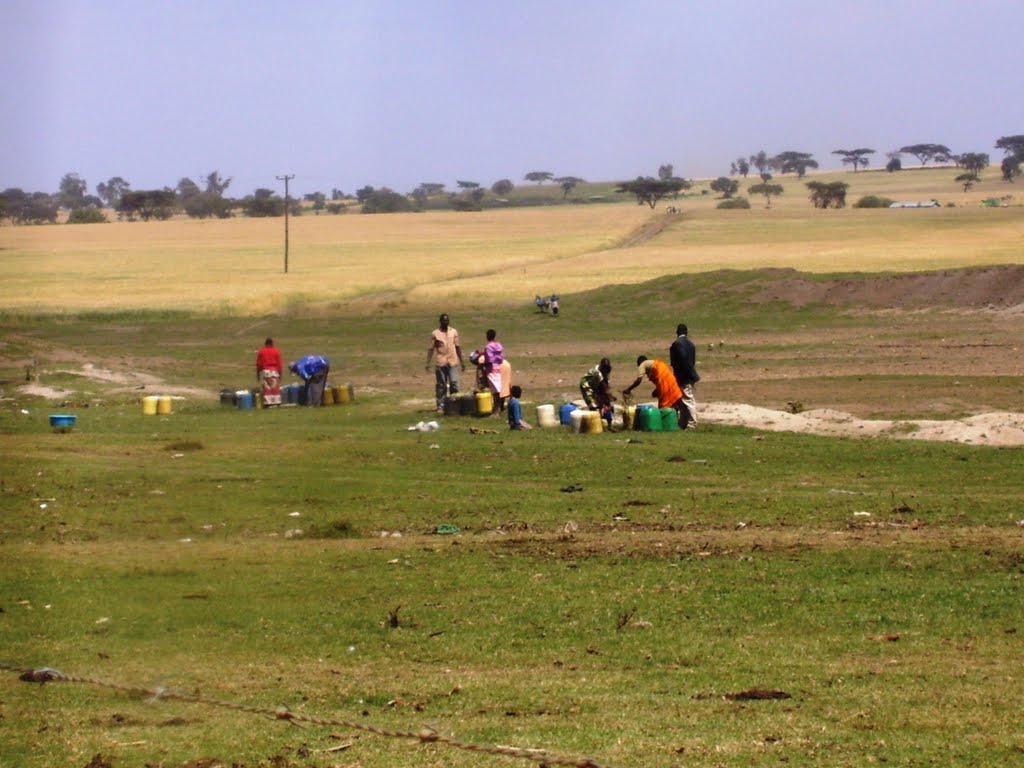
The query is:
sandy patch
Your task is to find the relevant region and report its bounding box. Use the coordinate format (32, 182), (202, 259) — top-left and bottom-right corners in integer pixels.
(19, 362), (214, 401)
(703, 402), (1024, 447)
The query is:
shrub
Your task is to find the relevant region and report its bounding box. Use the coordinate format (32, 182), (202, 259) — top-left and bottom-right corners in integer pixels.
(717, 196), (751, 209)
(361, 188), (412, 214)
(853, 195), (895, 209)
(66, 207), (107, 224)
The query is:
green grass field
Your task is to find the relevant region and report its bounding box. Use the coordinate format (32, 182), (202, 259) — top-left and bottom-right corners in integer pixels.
(1, 170), (1023, 767)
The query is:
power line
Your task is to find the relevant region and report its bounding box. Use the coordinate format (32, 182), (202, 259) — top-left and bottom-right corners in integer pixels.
(275, 174), (295, 273)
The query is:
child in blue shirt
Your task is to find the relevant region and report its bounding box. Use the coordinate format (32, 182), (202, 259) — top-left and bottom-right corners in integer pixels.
(507, 385), (532, 430)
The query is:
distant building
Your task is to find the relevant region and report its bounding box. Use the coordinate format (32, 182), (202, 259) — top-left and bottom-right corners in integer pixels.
(889, 200), (940, 208)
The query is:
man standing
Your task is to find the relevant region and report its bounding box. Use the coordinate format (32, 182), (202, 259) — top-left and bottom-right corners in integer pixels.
(669, 323), (700, 429)
(426, 313), (465, 411)
(256, 337), (283, 407)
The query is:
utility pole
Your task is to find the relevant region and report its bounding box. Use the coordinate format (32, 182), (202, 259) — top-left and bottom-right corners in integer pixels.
(276, 174), (294, 273)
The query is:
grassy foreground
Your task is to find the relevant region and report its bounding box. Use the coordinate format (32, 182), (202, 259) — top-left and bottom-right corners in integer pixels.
(1, 396), (1022, 768)
(2, 293), (1023, 768)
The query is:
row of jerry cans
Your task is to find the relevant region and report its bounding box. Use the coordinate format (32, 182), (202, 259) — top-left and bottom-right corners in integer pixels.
(440, 391), (495, 416)
(221, 383), (356, 409)
(141, 395), (173, 415)
(536, 403), (678, 432)
(320, 383), (355, 405)
(625, 404), (680, 432)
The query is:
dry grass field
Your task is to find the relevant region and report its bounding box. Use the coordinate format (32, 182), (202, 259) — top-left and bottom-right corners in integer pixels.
(1, 167), (1021, 315)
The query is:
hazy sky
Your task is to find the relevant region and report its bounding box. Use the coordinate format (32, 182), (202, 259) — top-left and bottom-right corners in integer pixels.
(3, 0), (1022, 198)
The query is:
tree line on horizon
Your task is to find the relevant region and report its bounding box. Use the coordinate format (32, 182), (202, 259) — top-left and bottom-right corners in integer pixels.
(2, 136), (1021, 225)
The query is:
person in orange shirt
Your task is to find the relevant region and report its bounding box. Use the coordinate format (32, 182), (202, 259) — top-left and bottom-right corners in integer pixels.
(622, 355), (686, 428)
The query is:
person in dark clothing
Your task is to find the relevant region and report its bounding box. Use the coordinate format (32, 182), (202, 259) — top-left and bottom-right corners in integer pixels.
(669, 323), (700, 429)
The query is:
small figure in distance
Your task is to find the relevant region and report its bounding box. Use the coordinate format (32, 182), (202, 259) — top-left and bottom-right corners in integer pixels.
(289, 354), (330, 406)
(426, 313), (465, 412)
(549, 294), (560, 316)
(622, 355), (687, 429)
(669, 322), (700, 430)
(579, 357), (615, 429)
(507, 385), (532, 430)
(256, 337), (283, 407)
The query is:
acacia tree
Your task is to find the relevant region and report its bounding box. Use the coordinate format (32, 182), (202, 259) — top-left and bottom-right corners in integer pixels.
(58, 173), (87, 208)
(1, 188), (59, 224)
(747, 181), (783, 208)
(554, 176), (585, 198)
(1001, 156), (1021, 182)
(96, 176), (130, 208)
(205, 171), (231, 196)
(118, 189), (176, 221)
(710, 176), (739, 198)
(491, 179), (513, 196)
(730, 157), (750, 177)
(524, 171), (553, 184)
(304, 192), (326, 213)
(898, 143), (952, 166)
(412, 183), (445, 200)
(658, 164), (674, 180)
(242, 188), (284, 217)
(806, 181), (849, 209)
(773, 151), (819, 178)
(615, 177), (690, 209)
(832, 148), (875, 172)
(749, 150), (772, 178)
(995, 135), (1024, 182)
(958, 152), (989, 175)
(956, 173), (979, 192)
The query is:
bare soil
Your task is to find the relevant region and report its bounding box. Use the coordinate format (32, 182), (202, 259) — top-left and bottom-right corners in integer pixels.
(742, 264), (1024, 310)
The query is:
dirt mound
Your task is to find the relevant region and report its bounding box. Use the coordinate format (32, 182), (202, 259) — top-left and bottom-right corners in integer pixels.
(744, 265), (1024, 310)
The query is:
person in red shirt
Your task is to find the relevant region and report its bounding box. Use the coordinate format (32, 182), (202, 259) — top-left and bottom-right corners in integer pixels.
(256, 338), (283, 407)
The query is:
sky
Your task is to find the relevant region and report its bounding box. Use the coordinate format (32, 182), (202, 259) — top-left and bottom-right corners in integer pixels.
(2, 0), (1022, 199)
